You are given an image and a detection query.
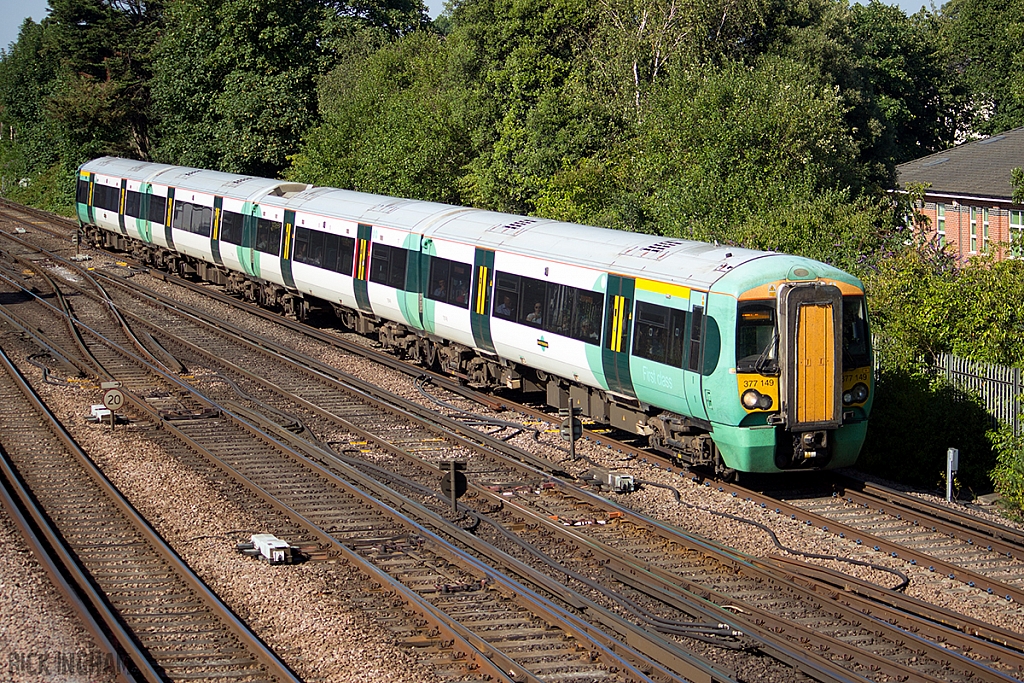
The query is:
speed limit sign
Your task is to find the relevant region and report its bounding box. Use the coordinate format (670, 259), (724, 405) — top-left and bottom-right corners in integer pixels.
(103, 388), (124, 411)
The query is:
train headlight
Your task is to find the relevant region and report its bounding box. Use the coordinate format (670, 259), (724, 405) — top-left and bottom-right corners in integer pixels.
(741, 389), (762, 409)
(741, 390), (773, 411)
(843, 383), (869, 405)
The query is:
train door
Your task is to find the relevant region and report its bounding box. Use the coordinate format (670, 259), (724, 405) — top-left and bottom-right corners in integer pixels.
(601, 274), (635, 397)
(684, 291), (709, 422)
(470, 248), (496, 353)
(211, 196), (224, 266)
(352, 223), (374, 314)
(116, 178), (128, 236)
(779, 283), (843, 430)
(160, 187), (176, 250)
(280, 209), (296, 289)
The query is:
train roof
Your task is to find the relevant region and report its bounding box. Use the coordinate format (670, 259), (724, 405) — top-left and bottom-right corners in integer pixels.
(81, 158), (863, 294)
(80, 157), (305, 202)
(262, 184), (792, 291)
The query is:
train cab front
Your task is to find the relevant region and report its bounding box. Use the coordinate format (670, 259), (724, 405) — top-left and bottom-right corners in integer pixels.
(734, 272), (871, 472)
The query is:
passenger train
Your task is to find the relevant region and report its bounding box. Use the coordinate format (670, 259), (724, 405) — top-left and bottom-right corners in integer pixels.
(76, 157), (873, 476)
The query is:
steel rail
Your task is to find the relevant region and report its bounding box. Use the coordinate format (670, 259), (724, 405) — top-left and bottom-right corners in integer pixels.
(0, 452), (147, 683)
(0, 345), (302, 683)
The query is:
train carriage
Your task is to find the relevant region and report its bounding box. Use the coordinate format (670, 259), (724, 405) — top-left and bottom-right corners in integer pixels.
(76, 157), (873, 476)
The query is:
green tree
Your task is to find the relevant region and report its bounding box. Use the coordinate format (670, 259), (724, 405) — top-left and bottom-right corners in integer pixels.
(151, 0), (323, 176)
(44, 0), (164, 161)
(622, 56), (892, 267)
(0, 19), (61, 187)
(937, 0), (1024, 137)
(289, 31), (474, 203)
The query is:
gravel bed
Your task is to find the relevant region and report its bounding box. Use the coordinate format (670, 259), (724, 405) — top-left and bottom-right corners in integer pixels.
(119, 266), (1024, 636)
(11, 348), (445, 683)
(0, 494), (112, 682)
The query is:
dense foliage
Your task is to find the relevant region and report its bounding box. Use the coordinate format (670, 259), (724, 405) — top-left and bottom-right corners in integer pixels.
(4, 0), (1024, 506)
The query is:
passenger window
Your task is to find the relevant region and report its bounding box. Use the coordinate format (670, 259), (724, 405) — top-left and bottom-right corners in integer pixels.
(493, 272), (520, 320)
(634, 302), (668, 364)
(148, 195), (168, 225)
(633, 302), (685, 365)
(255, 216), (282, 255)
(220, 210), (244, 244)
(338, 236), (355, 276)
(172, 201), (213, 237)
(124, 190), (142, 219)
(428, 256), (472, 309)
(520, 279), (547, 328)
(369, 243), (408, 289)
(93, 184), (120, 212)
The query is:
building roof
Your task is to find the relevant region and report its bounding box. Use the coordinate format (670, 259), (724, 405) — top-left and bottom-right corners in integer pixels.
(896, 127), (1024, 201)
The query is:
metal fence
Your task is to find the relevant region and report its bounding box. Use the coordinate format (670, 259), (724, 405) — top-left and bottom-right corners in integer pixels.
(930, 353), (1023, 435)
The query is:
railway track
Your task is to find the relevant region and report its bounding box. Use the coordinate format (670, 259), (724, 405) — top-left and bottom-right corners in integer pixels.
(5, 200), (1024, 682)
(0, 217), (686, 683)
(0, 345), (300, 683)
(22, 244), (1024, 681)
(761, 475), (1024, 605)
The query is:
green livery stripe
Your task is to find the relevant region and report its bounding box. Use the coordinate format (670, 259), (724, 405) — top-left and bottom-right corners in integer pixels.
(399, 233), (422, 328)
(239, 202), (259, 278)
(138, 184), (153, 243)
(470, 249), (495, 352)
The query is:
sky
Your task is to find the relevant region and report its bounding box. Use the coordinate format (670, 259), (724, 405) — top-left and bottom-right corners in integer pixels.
(2, 0), (937, 58)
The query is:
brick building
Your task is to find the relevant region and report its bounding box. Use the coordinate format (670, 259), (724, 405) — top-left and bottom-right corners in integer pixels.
(896, 127), (1024, 260)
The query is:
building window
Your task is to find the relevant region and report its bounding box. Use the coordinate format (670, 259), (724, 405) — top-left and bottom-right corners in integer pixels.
(982, 208), (990, 252)
(970, 207), (977, 252)
(1012, 210), (1024, 258)
(936, 203), (945, 248)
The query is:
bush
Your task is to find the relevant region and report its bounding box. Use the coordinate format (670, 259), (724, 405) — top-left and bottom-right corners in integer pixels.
(860, 366), (996, 494)
(990, 421), (1024, 521)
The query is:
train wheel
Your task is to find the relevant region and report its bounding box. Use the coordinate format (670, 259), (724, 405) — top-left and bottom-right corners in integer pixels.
(410, 338), (437, 370)
(713, 447), (736, 482)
